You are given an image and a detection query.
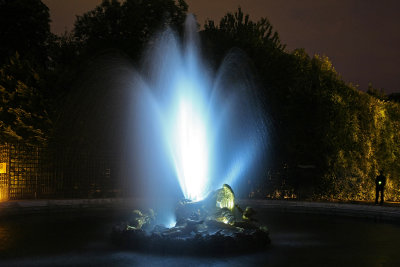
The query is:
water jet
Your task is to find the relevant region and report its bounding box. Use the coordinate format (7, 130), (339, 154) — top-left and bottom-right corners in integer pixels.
(114, 14), (270, 253)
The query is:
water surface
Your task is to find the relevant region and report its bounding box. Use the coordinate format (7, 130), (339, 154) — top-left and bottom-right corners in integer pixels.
(0, 209), (399, 266)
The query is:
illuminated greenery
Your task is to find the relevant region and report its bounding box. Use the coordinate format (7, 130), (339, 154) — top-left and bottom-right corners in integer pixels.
(0, 54), (51, 144)
(203, 8), (400, 201)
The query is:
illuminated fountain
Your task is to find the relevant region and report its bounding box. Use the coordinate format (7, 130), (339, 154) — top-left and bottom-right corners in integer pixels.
(113, 15), (270, 253)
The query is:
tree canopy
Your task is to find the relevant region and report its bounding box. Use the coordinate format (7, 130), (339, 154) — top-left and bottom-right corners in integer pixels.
(73, 0), (188, 61)
(0, 0), (52, 145)
(0, 0), (51, 66)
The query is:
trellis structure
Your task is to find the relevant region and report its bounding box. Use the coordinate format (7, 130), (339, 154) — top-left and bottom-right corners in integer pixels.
(0, 145), (10, 201)
(0, 143), (121, 201)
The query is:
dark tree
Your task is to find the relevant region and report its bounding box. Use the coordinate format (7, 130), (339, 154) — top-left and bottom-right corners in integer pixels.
(0, 0), (51, 66)
(203, 7), (285, 64)
(47, 0), (189, 117)
(388, 92), (400, 103)
(73, 0), (188, 61)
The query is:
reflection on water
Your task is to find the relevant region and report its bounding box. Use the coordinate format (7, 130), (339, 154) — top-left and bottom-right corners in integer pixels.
(0, 210), (400, 266)
(0, 212), (118, 258)
(0, 225), (13, 251)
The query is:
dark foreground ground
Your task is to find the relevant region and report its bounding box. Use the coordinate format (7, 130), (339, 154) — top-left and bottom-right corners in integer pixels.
(1, 200), (400, 266)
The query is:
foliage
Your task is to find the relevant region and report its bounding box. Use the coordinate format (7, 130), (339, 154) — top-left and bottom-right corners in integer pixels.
(0, 0), (51, 66)
(42, 31), (81, 118)
(0, 0), (52, 145)
(203, 7), (286, 92)
(44, 0), (190, 143)
(366, 83), (387, 101)
(204, 7), (285, 52)
(203, 9), (400, 201)
(73, 0), (188, 61)
(0, 54), (51, 144)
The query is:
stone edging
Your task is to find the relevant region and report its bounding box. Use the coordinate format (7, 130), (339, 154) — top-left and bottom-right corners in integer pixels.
(239, 199), (400, 223)
(2, 198), (400, 223)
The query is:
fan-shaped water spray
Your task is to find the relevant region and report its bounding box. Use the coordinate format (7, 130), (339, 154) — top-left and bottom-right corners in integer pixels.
(133, 15), (268, 202)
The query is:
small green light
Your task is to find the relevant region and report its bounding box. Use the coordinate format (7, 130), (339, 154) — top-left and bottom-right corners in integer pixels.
(379, 181), (382, 185)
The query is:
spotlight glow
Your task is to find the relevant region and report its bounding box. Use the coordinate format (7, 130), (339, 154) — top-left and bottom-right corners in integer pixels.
(171, 95), (210, 201)
(133, 15), (268, 202)
(166, 217), (177, 228)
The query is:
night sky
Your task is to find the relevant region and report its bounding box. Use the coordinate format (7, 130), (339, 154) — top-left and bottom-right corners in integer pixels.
(43, 0), (400, 93)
